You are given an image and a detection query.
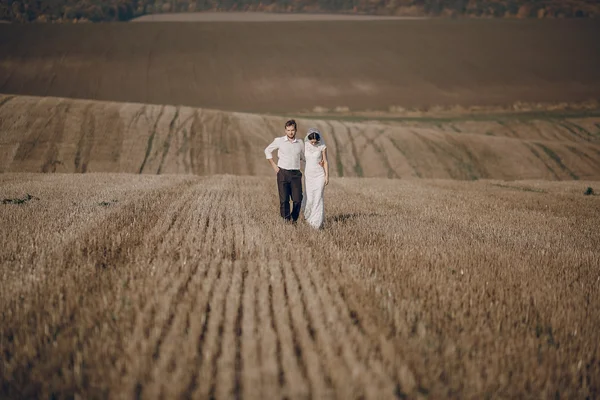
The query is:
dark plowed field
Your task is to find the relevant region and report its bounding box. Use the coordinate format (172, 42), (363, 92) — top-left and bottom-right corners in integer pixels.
(1, 19), (600, 113)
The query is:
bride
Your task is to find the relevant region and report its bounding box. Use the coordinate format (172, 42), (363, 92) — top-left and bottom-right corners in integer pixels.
(303, 128), (329, 229)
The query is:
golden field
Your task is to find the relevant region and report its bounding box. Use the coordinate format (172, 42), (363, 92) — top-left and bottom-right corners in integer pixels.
(1, 173), (599, 398)
(2, 15), (600, 399)
(1, 94), (600, 180)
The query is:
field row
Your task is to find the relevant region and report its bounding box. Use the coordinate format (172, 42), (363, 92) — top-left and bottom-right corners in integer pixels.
(1, 173), (599, 398)
(1, 94), (599, 180)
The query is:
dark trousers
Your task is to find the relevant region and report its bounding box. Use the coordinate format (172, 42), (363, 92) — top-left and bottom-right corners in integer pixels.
(277, 168), (303, 221)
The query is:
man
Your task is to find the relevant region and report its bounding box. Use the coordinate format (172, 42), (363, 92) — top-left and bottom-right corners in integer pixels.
(264, 119), (305, 223)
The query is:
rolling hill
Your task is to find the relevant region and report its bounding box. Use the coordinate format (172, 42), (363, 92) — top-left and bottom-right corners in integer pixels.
(1, 93), (599, 180)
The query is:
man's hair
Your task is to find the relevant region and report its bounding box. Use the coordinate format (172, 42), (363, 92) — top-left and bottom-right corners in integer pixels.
(285, 120), (297, 130)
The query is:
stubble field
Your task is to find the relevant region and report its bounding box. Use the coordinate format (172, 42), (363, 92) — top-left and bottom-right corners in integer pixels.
(2, 94), (600, 180)
(1, 173), (599, 398)
(1, 14), (600, 399)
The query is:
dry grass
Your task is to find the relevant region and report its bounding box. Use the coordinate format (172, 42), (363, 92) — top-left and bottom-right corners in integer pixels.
(1, 19), (599, 113)
(1, 173), (599, 398)
(2, 14), (599, 398)
(1, 94), (600, 180)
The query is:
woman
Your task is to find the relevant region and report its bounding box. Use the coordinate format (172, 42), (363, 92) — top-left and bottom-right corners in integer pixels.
(303, 128), (329, 229)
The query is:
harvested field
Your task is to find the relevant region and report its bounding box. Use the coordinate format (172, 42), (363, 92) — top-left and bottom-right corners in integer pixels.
(1, 19), (600, 113)
(1, 173), (599, 398)
(3, 10), (600, 399)
(2, 94), (600, 180)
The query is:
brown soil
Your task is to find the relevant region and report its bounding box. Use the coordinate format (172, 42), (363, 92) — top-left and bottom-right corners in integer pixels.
(1, 19), (599, 113)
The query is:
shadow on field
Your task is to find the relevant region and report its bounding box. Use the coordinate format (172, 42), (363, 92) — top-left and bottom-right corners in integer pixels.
(327, 213), (380, 224)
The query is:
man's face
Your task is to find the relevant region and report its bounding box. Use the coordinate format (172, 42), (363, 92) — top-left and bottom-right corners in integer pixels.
(285, 125), (296, 140)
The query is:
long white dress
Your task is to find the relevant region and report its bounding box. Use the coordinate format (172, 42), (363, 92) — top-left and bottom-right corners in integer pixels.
(303, 141), (326, 229)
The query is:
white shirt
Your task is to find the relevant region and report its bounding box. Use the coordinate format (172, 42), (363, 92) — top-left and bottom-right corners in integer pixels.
(264, 136), (305, 170)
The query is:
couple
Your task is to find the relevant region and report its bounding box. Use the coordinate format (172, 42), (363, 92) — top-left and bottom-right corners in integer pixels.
(264, 119), (329, 229)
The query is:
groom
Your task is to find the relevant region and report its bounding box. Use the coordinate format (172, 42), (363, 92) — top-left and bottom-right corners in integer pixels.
(264, 119), (305, 223)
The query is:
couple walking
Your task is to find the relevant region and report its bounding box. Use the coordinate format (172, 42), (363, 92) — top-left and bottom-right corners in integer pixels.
(264, 119), (329, 229)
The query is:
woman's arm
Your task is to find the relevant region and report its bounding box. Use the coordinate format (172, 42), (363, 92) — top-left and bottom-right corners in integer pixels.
(322, 148), (329, 185)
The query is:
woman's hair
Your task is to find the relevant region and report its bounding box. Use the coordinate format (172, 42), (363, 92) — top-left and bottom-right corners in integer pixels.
(307, 131), (320, 142)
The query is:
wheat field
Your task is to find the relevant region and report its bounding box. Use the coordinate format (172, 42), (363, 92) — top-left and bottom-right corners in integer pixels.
(1, 172), (599, 398)
(2, 15), (600, 398)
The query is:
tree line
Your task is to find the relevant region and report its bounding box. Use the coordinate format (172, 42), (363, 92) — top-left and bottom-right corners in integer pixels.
(1, 0), (598, 22)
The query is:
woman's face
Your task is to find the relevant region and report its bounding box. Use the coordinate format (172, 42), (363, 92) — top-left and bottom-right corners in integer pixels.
(309, 139), (318, 145)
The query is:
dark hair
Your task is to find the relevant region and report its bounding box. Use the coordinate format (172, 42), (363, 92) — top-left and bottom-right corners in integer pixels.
(307, 132), (320, 142)
(285, 119), (297, 130)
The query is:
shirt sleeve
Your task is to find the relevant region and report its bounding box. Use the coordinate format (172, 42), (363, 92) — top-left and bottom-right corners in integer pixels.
(264, 138), (279, 160)
(300, 142), (306, 162)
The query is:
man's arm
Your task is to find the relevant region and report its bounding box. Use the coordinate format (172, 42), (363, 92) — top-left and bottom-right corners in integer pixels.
(300, 143), (306, 170)
(268, 158), (279, 173)
(265, 139), (280, 173)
